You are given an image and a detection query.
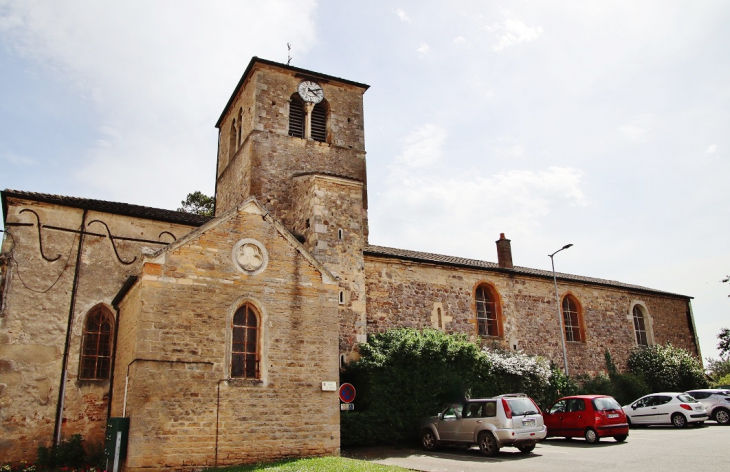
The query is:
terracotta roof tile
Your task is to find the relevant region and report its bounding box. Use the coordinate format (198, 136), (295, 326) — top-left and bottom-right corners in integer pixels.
(364, 244), (690, 299)
(2, 189), (212, 226)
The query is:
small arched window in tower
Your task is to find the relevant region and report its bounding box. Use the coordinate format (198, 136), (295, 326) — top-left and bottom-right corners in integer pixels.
(79, 306), (114, 380)
(562, 295), (584, 342)
(237, 108), (243, 145)
(475, 284), (501, 337)
(231, 304), (260, 379)
(339, 291), (345, 305)
(311, 100), (328, 143)
(288, 93), (305, 138)
(338, 228), (344, 240)
(228, 118), (237, 162)
(633, 304), (649, 346)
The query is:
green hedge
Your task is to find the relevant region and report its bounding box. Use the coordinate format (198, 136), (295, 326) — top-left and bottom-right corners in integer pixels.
(341, 329), (708, 447)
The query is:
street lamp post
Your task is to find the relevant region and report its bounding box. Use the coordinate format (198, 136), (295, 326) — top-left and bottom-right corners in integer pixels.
(549, 243), (573, 376)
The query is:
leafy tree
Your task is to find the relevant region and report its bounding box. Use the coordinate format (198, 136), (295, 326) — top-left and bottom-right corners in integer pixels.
(177, 191), (215, 216)
(718, 327), (730, 357)
(706, 357), (730, 380)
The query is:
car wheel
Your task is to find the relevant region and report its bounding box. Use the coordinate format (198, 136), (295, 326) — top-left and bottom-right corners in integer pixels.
(478, 431), (500, 457)
(518, 444), (535, 454)
(671, 413), (687, 428)
(613, 434), (628, 442)
(584, 428), (599, 444)
(420, 429), (438, 451)
(714, 408), (730, 425)
(627, 417), (634, 429)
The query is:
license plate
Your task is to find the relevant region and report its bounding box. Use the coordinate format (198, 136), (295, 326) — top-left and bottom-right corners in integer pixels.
(607, 413), (619, 418)
(522, 419), (535, 427)
(694, 406), (703, 411)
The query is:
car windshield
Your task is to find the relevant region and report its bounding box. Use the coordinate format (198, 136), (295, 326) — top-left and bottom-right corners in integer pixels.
(507, 398), (539, 416)
(592, 397), (621, 411)
(677, 394), (696, 403)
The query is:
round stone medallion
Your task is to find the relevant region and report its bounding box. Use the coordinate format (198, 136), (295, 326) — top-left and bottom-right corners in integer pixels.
(232, 238), (268, 275)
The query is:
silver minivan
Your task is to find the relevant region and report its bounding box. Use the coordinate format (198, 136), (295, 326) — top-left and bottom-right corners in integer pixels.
(419, 393), (547, 456)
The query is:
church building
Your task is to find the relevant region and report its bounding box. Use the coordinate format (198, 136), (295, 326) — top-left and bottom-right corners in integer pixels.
(0, 57), (700, 469)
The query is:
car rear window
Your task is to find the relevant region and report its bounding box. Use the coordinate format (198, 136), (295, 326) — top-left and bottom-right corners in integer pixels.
(507, 398), (540, 416)
(592, 397), (621, 411)
(677, 394), (696, 403)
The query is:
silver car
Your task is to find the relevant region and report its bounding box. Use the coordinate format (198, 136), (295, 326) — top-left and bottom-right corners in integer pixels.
(419, 393), (547, 456)
(685, 389), (730, 425)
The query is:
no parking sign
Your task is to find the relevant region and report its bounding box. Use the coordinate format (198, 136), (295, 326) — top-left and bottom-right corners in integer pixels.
(339, 383), (356, 403)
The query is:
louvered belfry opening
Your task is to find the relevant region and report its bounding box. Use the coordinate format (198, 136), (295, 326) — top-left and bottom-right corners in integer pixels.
(311, 101), (328, 142)
(288, 94), (305, 138)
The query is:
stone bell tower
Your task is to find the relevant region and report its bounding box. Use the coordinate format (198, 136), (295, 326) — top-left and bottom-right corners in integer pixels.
(214, 57), (370, 357)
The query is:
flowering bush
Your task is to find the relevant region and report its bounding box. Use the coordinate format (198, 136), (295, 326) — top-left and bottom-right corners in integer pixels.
(628, 344), (709, 392)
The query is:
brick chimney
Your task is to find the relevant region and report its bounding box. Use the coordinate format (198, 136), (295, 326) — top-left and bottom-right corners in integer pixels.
(496, 233), (513, 269)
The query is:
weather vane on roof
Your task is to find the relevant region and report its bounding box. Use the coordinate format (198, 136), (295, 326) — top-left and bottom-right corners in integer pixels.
(287, 43), (292, 65)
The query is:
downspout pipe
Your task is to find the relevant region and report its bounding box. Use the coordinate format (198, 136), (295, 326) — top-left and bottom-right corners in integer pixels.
(54, 209), (88, 445)
(107, 276), (138, 420)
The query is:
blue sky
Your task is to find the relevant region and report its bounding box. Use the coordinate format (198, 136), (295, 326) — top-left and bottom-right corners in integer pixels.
(1, 0), (728, 361)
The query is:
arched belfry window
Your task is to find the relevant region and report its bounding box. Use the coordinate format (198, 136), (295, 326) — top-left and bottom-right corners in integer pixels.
(311, 100), (328, 142)
(288, 93), (328, 143)
(231, 304), (260, 379)
(288, 93), (305, 138)
(633, 304), (650, 346)
(475, 284), (502, 337)
(79, 306), (114, 380)
(561, 294), (585, 342)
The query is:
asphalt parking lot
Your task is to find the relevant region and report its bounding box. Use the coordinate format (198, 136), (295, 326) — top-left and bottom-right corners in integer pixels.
(343, 423), (730, 471)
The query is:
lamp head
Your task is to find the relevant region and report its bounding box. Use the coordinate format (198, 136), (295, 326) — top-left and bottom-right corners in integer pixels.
(563, 244), (574, 250)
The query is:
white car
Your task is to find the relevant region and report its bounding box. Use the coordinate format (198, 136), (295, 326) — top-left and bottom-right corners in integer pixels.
(685, 389), (730, 425)
(623, 392), (708, 428)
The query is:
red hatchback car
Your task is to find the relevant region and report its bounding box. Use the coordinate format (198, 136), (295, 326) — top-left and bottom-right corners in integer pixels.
(544, 395), (629, 443)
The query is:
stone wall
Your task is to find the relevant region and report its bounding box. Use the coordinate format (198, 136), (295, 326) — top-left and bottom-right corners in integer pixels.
(111, 203), (340, 471)
(291, 175), (367, 356)
(0, 196), (198, 461)
(364, 254), (696, 375)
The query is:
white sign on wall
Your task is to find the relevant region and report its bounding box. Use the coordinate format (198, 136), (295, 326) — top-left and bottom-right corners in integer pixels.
(321, 381), (337, 391)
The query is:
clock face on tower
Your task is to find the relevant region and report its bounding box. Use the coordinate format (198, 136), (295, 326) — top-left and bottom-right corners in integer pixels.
(297, 80), (324, 103)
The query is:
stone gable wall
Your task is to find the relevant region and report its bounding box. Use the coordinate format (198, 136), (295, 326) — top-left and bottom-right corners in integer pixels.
(364, 255), (696, 375)
(112, 209), (340, 471)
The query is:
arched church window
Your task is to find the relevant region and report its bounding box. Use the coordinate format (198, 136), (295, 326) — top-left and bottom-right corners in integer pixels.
(562, 294), (585, 342)
(231, 303), (260, 379)
(288, 93), (305, 138)
(475, 284), (501, 337)
(79, 306), (114, 380)
(633, 304), (649, 346)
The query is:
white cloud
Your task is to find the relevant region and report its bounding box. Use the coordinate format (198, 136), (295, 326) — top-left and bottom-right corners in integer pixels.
(487, 9), (543, 52)
(706, 144), (717, 153)
(391, 124), (447, 170)
(0, 0), (318, 207)
(618, 114), (655, 142)
(394, 8), (410, 22)
(453, 36), (467, 44)
(2, 151), (37, 166)
(417, 42), (430, 56)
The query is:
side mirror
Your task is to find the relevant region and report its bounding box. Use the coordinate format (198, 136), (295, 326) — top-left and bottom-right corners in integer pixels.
(456, 411), (462, 419)
(438, 413), (444, 420)
(632, 405), (637, 410)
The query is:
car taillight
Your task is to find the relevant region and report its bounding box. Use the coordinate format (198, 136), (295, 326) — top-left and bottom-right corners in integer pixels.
(679, 404), (692, 411)
(502, 398), (513, 419)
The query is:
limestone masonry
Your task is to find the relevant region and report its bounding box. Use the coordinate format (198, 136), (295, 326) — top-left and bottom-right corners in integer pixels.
(0, 57), (699, 469)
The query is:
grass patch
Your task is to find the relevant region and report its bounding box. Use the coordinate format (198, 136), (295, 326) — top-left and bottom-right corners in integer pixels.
(208, 456), (410, 471)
